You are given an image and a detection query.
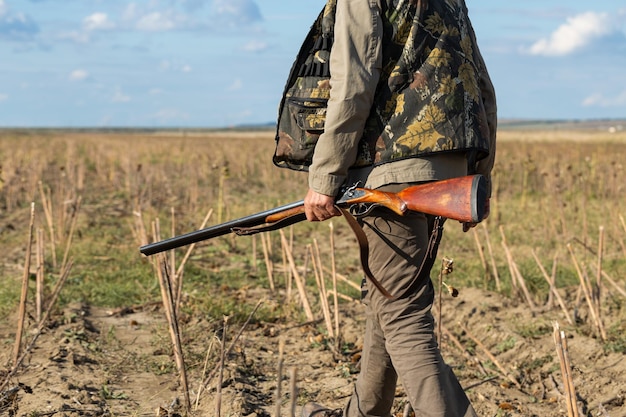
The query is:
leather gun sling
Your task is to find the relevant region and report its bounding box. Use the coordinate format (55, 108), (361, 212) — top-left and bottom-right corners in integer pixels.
(338, 207), (396, 300)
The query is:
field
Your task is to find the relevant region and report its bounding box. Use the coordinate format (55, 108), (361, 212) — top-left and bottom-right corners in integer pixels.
(0, 126), (625, 416)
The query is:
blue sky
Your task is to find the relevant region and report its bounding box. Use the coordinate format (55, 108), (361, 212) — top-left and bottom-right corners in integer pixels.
(1, 0), (625, 127)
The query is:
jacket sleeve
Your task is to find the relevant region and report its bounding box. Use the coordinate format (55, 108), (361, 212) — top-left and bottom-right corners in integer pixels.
(308, 0), (382, 197)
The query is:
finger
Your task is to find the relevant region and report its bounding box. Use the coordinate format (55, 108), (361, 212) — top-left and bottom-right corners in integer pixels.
(328, 204), (342, 217)
(305, 207), (322, 222)
(306, 205), (330, 222)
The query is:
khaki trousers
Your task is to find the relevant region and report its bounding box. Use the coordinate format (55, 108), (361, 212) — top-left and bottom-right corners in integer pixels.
(344, 202), (477, 417)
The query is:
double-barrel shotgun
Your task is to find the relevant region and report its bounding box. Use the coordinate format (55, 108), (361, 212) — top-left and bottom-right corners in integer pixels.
(139, 174), (488, 257)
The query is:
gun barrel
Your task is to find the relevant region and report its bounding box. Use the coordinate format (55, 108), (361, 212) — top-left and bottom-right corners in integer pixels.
(139, 200), (304, 256)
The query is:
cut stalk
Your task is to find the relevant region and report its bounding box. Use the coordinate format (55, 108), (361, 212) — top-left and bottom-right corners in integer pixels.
(289, 367), (298, 417)
(280, 231), (314, 321)
(471, 228), (489, 283)
(329, 222), (340, 346)
(35, 227), (45, 323)
(567, 244), (606, 341)
(275, 338), (285, 417)
(458, 322), (520, 389)
(553, 322), (580, 417)
(13, 203), (36, 368)
(310, 243), (334, 338)
(531, 250), (572, 325)
(481, 223), (501, 291)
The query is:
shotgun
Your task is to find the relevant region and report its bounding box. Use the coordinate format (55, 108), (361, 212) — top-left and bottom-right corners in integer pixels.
(139, 174), (487, 257)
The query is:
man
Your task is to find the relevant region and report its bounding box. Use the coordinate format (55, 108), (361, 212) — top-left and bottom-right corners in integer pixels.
(276, 0), (496, 416)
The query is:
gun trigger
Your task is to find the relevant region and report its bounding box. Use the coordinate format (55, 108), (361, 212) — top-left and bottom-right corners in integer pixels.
(349, 203), (377, 218)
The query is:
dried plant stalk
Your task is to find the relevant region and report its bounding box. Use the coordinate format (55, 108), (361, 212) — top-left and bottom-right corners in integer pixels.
(458, 322), (520, 389)
(252, 234), (258, 274)
(553, 322), (580, 417)
(567, 244), (606, 341)
(170, 207), (177, 300)
(261, 233), (276, 292)
(153, 233), (191, 411)
(38, 182), (57, 268)
(289, 367), (298, 417)
(174, 208), (214, 311)
(436, 258), (453, 346)
(60, 195), (81, 276)
(481, 223), (501, 291)
(281, 234), (290, 299)
(595, 226), (604, 321)
(323, 268), (361, 292)
(310, 243), (334, 338)
(194, 335), (216, 410)
(35, 227), (45, 323)
(1, 260), (73, 393)
(441, 325), (488, 376)
(197, 300), (263, 408)
(275, 338), (285, 417)
(280, 231), (314, 321)
(471, 228), (489, 282)
(216, 315), (228, 417)
(327, 290), (359, 303)
(13, 202), (36, 369)
(598, 269), (626, 298)
(531, 250), (573, 325)
(329, 222), (340, 346)
(499, 226), (518, 293)
(500, 228), (535, 310)
(312, 240), (333, 335)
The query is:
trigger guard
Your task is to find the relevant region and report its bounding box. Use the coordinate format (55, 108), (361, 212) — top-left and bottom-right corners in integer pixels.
(349, 203), (377, 218)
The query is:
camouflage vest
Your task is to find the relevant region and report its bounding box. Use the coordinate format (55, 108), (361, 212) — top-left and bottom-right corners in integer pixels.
(273, 0), (491, 172)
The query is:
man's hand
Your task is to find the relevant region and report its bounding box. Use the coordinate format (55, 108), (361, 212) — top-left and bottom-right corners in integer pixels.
(462, 198), (490, 232)
(304, 189), (342, 222)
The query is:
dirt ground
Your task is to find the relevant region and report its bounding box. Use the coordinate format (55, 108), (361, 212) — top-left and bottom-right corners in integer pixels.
(1, 285), (625, 417)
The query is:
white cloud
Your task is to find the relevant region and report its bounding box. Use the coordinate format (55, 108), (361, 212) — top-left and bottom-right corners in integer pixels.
(242, 40), (268, 52)
(582, 91), (626, 108)
(159, 60), (192, 73)
(228, 78), (243, 91)
(69, 69), (89, 81)
(150, 108), (189, 124)
(210, 0), (262, 25)
(0, 93), (8, 102)
(136, 12), (176, 31)
(0, 0), (6, 17)
(159, 60), (172, 71)
(112, 87), (131, 103)
(58, 30), (90, 43)
(83, 13), (115, 31)
(528, 11), (615, 56)
(122, 3), (139, 22)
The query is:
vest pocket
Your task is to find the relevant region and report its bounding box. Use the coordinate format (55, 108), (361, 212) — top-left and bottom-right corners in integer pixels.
(287, 96), (327, 149)
(273, 95), (327, 170)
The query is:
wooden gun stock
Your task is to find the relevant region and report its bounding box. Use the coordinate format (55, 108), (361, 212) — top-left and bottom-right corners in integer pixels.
(139, 174), (487, 256)
(334, 174), (487, 222)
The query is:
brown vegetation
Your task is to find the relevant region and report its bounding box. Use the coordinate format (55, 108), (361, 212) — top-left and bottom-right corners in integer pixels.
(0, 127), (625, 416)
